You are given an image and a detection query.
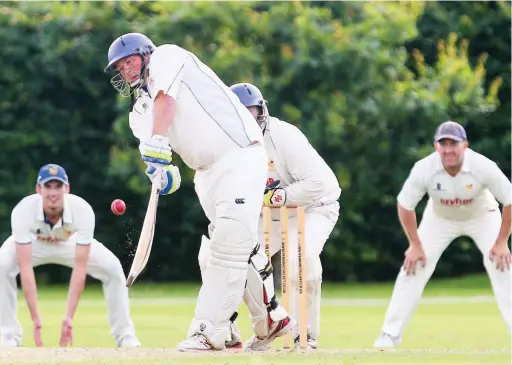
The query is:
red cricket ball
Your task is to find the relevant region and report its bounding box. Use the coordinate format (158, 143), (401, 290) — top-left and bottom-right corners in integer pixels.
(111, 199), (126, 216)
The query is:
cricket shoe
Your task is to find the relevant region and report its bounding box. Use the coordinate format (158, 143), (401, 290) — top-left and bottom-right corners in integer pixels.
(177, 334), (215, 352)
(294, 334), (318, 350)
(225, 319), (243, 349)
(226, 338), (243, 349)
(373, 332), (401, 348)
(117, 334), (141, 348)
(244, 315), (296, 351)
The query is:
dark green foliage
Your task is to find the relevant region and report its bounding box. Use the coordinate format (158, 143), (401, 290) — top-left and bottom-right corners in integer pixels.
(0, 1), (509, 283)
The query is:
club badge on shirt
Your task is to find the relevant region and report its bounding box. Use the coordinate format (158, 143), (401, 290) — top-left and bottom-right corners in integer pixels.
(268, 160), (275, 171)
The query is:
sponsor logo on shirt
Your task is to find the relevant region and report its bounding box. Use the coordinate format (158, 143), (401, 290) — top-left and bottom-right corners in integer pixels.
(36, 236), (61, 244)
(440, 198), (474, 206)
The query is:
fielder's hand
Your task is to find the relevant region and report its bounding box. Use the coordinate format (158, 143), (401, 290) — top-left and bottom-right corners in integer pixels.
(145, 164), (181, 195)
(59, 316), (73, 347)
(403, 244), (426, 275)
(489, 242), (511, 272)
(33, 317), (43, 347)
(140, 135), (173, 167)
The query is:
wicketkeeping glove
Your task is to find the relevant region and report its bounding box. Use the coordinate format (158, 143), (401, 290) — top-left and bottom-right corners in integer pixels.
(263, 180), (286, 206)
(145, 164), (181, 195)
(140, 135), (173, 167)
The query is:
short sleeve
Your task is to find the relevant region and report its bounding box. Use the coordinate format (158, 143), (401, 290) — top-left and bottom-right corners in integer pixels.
(484, 162), (512, 206)
(74, 200), (95, 245)
(11, 203), (32, 244)
(397, 162), (428, 210)
(148, 45), (190, 99)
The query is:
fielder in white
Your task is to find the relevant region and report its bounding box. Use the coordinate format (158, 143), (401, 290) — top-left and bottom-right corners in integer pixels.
(104, 33), (292, 351)
(0, 164), (140, 348)
(230, 83), (342, 349)
(374, 121), (512, 347)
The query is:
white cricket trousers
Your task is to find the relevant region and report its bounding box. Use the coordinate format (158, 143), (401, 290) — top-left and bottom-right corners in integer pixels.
(381, 203), (512, 338)
(0, 236), (137, 345)
(191, 143), (268, 347)
(258, 202), (339, 339)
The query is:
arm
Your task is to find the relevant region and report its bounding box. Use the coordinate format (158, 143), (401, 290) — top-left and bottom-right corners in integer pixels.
(65, 244), (91, 319)
(140, 45), (189, 167)
(66, 198), (95, 319)
(16, 244), (40, 322)
(397, 203), (422, 248)
(148, 45), (188, 137)
(396, 162), (428, 246)
(277, 125), (340, 206)
(11, 202), (40, 322)
(485, 162), (512, 245)
(152, 91), (177, 136)
(496, 205), (511, 244)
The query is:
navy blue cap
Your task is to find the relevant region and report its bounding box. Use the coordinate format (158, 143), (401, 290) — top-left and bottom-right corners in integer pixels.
(434, 121), (467, 142)
(37, 164), (69, 185)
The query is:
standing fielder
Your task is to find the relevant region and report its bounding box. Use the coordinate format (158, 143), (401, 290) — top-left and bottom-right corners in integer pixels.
(374, 121), (512, 347)
(104, 33), (279, 351)
(230, 83), (342, 349)
(0, 164), (140, 348)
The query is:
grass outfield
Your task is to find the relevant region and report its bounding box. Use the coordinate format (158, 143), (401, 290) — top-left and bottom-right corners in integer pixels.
(0, 274), (510, 364)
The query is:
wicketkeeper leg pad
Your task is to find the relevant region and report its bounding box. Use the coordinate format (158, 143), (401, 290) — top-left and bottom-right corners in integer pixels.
(290, 255), (323, 339)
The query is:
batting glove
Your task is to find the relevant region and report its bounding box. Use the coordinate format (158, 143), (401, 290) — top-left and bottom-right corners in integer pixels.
(145, 164), (181, 195)
(140, 135), (173, 167)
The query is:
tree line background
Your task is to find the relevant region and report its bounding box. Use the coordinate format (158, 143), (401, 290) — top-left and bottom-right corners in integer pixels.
(0, 1), (510, 284)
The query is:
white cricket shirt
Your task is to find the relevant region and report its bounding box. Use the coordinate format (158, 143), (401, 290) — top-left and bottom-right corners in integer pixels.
(11, 194), (95, 245)
(264, 117), (341, 208)
(397, 148), (512, 221)
(145, 44), (263, 170)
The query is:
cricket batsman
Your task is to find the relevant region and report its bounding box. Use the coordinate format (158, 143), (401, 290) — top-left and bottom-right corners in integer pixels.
(230, 83), (342, 349)
(104, 33), (275, 351)
(374, 121), (512, 347)
(0, 164), (140, 348)
(128, 89), (295, 352)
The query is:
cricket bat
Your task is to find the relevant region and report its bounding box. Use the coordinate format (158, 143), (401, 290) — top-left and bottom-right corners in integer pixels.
(126, 180), (160, 287)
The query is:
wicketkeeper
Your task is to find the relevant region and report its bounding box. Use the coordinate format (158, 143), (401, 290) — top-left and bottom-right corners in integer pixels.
(231, 83), (342, 349)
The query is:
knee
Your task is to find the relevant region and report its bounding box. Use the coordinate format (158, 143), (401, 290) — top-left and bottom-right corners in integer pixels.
(209, 217), (255, 270)
(397, 260), (436, 281)
(90, 244), (125, 282)
(306, 256), (323, 283)
(291, 256), (322, 283)
(0, 237), (17, 276)
(482, 256), (509, 277)
(105, 254), (125, 277)
(198, 235), (211, 272)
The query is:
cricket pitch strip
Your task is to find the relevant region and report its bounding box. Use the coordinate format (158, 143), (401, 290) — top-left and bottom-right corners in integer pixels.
(0, 347), (509, 364)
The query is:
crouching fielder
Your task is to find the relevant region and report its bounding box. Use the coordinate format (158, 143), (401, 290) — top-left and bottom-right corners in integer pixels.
(0, 164), (140, 348)
(231, 83), (342, 349)
(374, 121), (512, 347)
